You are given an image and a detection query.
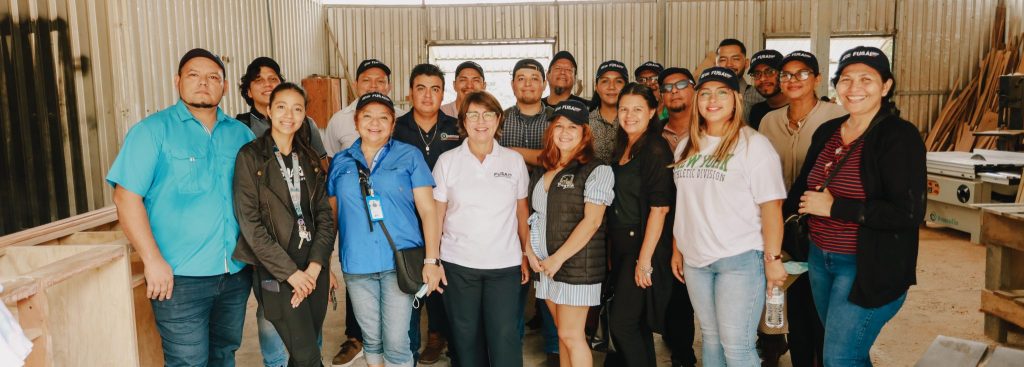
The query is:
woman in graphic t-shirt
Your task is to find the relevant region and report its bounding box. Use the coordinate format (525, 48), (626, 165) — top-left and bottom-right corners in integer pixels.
(670, 67), (788, 366)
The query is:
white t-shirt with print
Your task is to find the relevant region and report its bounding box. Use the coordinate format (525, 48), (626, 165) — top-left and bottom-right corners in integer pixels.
(672, 127), (787, 268)
(433, 140), (529, 269)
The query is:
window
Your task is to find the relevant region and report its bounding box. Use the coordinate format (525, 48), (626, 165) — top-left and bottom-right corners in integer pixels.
(428, 42), (555, 109)
(765, 36), (893, 99)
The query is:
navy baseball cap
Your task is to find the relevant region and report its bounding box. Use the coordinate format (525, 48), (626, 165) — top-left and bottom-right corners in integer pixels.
(550, 100), (589, 125)
(356, 59), (392, 78)
(832, 46), (892, 86)
(178, 48), (226, 76)
(634, 61), (664, 78)
(513, 59), (546, 80)
(781, 50), (820, 75)
(659, 67), (695, 84)
(550, 50), (578, 70)
(596, 60), (629, 81)
(356, 92), (395, 112)
(695, 66), (740, 91)
(750, 50), (784, 73)
(455, 61), (485, 79)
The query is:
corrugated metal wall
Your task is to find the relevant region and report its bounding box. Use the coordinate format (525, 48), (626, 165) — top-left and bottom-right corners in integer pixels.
(665, 0), (763, 73)
(0, 0), (326, 236)
(558, 1), (660, 95)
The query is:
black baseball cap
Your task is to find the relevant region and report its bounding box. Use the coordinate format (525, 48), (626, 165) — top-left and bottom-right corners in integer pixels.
(634, 61), (664, 78)
(455, 61), (485, 80)
(695, 66), (740, 91)
(550, 100), (589, 126)
(356, 92), (395, 112)
(832, 46), (892, 86)
(781, 50), (820, 74)
(596, 60), (628, 81)
(750, 50), (784, 72)
(178, 48), (226, 75)
(356, 59), (392, 78)
(658, 67), (695, 84)
(550, 50), (577, 70)
(513, 59), (545, 80)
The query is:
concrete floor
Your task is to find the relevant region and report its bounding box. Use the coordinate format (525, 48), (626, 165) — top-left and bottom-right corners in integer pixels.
(236, 226), (989, 366)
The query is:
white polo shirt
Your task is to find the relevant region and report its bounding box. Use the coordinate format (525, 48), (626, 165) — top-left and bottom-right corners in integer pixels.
(433, 140), (529, 269)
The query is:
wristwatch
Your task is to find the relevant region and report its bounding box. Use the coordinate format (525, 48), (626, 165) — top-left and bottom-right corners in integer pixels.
(423, 258), (440, 266)
(764, 253), (782, 262)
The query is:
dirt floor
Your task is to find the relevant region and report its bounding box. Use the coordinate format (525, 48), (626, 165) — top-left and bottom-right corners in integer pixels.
(235, 226), (991, 366)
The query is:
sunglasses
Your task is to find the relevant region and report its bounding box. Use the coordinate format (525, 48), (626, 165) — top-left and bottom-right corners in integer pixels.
(660, 80), (694, 93)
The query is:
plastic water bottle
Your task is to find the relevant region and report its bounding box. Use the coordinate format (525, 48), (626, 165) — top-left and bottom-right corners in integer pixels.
(765, 286), (785, 329)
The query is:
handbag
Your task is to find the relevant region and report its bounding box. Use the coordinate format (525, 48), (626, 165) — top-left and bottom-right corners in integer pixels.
(355, 163), (425, 294)
(783, 114), (884, 261)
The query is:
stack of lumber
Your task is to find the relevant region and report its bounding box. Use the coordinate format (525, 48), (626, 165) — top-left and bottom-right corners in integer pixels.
(925, 2), (1023, 151)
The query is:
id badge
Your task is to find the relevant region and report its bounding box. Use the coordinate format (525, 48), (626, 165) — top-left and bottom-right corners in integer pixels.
(366, 195), (385, 222)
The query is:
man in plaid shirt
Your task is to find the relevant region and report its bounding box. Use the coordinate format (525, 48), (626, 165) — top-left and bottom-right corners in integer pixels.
(500, 58), (554, 167)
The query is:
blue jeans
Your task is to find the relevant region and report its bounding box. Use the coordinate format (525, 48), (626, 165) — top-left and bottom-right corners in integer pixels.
(808, 245), (907, 367)
(683, 250), (765, 367)
(346, 270), (415, 367)
(517, 283), (560, 354)
(256, 305), (288, 367)
(150, 267), (252, 367)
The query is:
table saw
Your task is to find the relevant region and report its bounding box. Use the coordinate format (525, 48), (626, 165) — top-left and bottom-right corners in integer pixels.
(926, 149), (1024, 243)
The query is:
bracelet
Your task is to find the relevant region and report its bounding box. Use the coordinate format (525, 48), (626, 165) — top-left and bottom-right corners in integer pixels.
(638, 264), (653, 275)
(764, 253), (782, 262)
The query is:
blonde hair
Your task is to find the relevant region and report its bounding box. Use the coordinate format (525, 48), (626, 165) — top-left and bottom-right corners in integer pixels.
(675, 89), (747, 164)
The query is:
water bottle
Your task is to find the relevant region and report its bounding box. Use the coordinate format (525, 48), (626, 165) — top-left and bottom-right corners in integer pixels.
(765, 286), (785, 329)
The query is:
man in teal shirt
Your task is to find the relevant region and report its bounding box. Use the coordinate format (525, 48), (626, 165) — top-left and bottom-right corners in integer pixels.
(107, 48), (255, 367)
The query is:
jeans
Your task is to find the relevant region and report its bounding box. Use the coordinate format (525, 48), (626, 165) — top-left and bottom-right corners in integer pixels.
(518, 284), (560, 354)
(346, 270), (415, 367)
(150, 267), (252, 367)
(256, 305), (288, 367)
(808, 245), (907, 367)
(684, 250), (765, 367)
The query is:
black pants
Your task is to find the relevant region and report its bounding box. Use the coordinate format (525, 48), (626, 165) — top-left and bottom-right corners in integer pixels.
(787, 273), (824, 367)
(255, 268), (330, 367)
(663, 279), (697, 366)
(605, 228), (656, 367)
(443, 261), (523, 367)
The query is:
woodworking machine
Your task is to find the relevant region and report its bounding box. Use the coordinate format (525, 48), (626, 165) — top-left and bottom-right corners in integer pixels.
(926, 149), (1024, 243)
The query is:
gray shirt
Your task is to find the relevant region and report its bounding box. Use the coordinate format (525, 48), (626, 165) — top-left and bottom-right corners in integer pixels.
(499, 104), (553, 150)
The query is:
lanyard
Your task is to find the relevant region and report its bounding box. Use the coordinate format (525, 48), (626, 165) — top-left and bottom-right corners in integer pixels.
(274, 150), (312, 248)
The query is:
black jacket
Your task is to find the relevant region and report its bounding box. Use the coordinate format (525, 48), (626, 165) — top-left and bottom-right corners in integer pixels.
(233, 134), (337, 282)
(529, 161), (607, 285)
(784, 112), (926, 308)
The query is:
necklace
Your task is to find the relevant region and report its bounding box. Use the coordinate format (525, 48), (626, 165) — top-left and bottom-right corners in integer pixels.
(417, 123), (438, 155)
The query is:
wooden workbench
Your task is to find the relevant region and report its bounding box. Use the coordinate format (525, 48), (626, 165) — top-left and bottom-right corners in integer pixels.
(979, 204), (1024, 343)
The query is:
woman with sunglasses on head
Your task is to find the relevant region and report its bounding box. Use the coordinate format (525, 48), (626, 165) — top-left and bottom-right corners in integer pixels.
(757, 50), (846, 367)
(671, 67), (788, 366)
(432, 91), (532, 367)
(785, 47), (925, 367)
(604, 83), (674, 367)
(233, 83), (337, 367)
(527, 99), (614, 367)
(327, 92), (442, 367)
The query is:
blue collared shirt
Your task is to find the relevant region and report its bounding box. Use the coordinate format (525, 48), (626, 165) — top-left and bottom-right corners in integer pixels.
(106, 100), (255, 276)
(327, 138), (435, 274)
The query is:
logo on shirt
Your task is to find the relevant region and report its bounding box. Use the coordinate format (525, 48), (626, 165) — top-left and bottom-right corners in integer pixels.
(493, 171), (513, 179)
(557, 174), (575, 189)
(673, 153), (734, 182)
(440, 132), (460, 141)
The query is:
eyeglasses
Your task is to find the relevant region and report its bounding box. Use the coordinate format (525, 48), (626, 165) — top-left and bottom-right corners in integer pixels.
(780, 70), (815, 82)
(696, 88), (732, 101)
(660, 80), (693, 93)
(748, 69), (778, 80)
(464, 111), (498, 122)
(637, 76), (659, 85)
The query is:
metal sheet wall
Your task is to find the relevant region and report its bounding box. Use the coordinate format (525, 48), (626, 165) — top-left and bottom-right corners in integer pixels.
(557, 2), (659, 95)
(271, 0), (328, 83)
(664, 0), (763, 72)
(893, 0), (999, 131)
(428, 4), (557, 42)
(0, 0), (118, 234)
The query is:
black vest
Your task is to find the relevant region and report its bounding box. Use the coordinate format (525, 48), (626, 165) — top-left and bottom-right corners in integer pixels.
(529, 161), (606, 285)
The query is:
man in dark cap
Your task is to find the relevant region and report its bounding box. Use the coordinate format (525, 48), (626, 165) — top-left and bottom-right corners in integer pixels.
(324, 59), (407, 159)
(747, 49), (789, 130)
(440, 61), (486, 117)
(501, 58), (553, 167)
(107, 48), (255, 366)
(543, 50), (588, 107)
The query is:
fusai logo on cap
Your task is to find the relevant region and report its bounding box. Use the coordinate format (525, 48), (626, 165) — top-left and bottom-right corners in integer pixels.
(600, 62), (626, 70)
(753, 54), (778, 62)
(841, 50), (881, 61)
(558, 104), (583, 113)
(703, 69), (733, 79)
(790, 51), (814, 58)
(362, 59), (382, 67)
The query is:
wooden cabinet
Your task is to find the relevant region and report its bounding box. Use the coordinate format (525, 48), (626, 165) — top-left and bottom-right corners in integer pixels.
(301, 76), (343, 130)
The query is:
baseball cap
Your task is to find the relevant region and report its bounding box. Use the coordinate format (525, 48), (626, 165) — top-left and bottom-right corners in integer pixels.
(178, 48), (226, 76)
(356, 59), (392, 79)
(695, 66), (740, 91)
(550, 100), (589, 125)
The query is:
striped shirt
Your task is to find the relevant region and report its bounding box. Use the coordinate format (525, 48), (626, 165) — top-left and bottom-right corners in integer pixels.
(807, 129), (865, 254)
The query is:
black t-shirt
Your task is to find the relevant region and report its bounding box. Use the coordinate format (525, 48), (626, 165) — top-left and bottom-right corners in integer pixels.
(393, 111), (463, 169)
(748, 101), (786, 130)
(542, 94), (590, 108)
(609, 135), (675, 228)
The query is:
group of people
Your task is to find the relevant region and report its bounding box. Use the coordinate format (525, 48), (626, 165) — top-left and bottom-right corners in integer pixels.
(107, 37), (926, 367)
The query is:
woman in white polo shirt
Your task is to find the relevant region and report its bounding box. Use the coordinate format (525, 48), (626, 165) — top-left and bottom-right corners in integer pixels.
(671, 67), (788, 366)
(432, 91), (532, 367)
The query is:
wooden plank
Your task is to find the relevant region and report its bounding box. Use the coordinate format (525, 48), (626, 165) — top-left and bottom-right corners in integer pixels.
(1017, 169), (1023, 204)
(982, 290), (1024, 329)
(0, 277), (41, 304)
(981, 210), (1024, 253)
(0, 206), (118, 252)
(134, 280), (164, 366)
(18, 293), (51, 367)
(57, 231), (125, 245)
(994, 289), (1024, 299)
